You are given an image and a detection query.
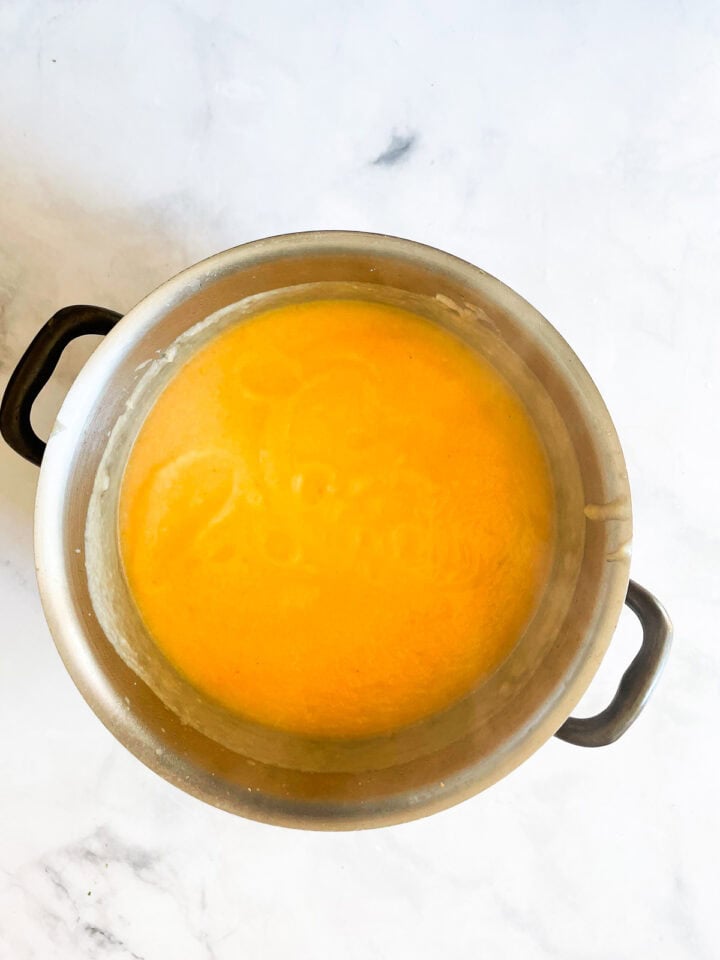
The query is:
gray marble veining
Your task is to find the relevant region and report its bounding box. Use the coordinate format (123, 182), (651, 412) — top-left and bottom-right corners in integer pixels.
(1, 0), (718, 957)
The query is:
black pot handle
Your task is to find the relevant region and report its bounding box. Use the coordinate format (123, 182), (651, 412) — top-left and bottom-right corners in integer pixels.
(555, 580), (672, 747)
(0, 305), (123, 467)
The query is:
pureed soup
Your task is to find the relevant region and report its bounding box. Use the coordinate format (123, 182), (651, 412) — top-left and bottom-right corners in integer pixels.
(119, 299), (555, 739)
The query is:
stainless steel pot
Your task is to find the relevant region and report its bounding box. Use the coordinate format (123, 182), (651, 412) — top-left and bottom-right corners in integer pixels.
(0, 231), (672, 829)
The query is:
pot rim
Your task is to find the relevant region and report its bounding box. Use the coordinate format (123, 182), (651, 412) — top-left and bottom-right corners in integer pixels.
(33, 230), (632, 827)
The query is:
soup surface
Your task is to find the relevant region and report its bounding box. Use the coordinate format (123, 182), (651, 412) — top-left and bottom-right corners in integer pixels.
(120, 299), (554, 738)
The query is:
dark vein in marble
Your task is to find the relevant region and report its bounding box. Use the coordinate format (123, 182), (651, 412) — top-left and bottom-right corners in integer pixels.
(43, 864), (72, 903)
(78, 826), (160, 878)
(85, 924), (145, 960)
(16, 827), (213, 958)
(372, 133), (417, 166)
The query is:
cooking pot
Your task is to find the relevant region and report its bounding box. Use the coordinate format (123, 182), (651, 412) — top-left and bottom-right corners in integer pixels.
(0, 231), (671, 829)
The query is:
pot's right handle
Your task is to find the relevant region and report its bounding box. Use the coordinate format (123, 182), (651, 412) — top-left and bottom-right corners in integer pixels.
(0, 305), (122, 467)
(555, 580), (672, 747)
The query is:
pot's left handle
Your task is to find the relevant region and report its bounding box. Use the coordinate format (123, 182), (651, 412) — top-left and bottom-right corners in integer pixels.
(0, 305), (123, 466)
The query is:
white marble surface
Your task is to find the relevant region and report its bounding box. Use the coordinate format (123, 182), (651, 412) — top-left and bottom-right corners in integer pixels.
(1, 1), (718, 956)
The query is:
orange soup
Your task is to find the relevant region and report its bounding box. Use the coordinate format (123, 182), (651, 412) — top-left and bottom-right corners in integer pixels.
(119, 299), (554, 738)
